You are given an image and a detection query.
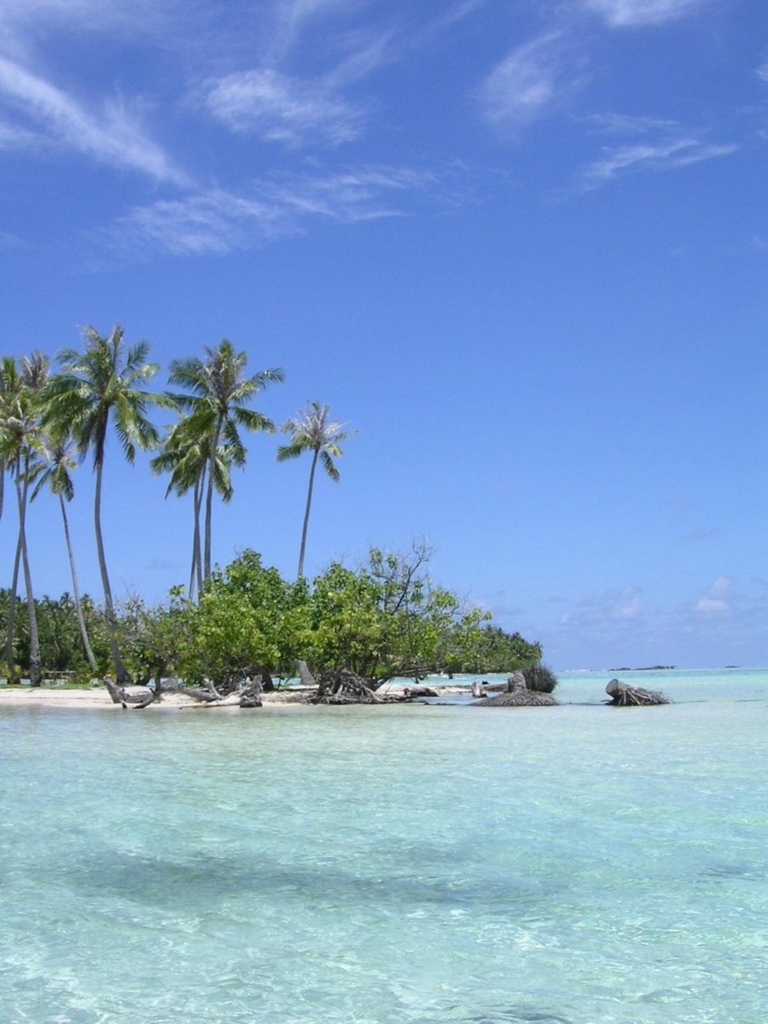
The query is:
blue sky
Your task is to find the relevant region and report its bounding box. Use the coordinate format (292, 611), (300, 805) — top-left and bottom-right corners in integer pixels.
(1, 0), (767, 670)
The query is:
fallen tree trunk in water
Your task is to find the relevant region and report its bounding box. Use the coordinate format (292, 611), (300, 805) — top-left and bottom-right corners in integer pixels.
(605, 678), (669, 706)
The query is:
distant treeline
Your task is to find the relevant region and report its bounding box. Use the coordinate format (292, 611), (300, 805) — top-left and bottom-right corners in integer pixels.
(609, 665), (676, 672)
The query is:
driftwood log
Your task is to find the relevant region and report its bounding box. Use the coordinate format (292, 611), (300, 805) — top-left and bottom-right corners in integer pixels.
(181, 677), (263, 708)
(404, 685), (439, 698)
(103, 677), (156, 709)
(151, 677), (264, 709)
(606, 679), (669, 706)
(167, 677), (222, 703)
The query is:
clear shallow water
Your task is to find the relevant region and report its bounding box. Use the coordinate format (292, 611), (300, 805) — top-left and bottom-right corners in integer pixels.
(1, 670), (768, 1024)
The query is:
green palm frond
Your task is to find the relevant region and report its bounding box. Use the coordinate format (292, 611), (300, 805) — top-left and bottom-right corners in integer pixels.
(320, 448), (340, 482)
(31, 435), (78, 503)
(164, 339), (284, 582)
(43, 323), (162, 468)
(278, 401), (355, 578)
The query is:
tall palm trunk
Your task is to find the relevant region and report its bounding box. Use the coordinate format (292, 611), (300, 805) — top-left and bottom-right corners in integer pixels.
(297, 448), (319, 579)
(5, 530), (22, 683)
(94, 455), (130, 683)
(189, 468), (205, 599)
(0, 457), (5, 524)
(5, 458), (41, 686)
(59, 493), (97, 673)
(203, 417), (222, 581)
(188, 477), (198, 601)
(18, 470), (40, 686)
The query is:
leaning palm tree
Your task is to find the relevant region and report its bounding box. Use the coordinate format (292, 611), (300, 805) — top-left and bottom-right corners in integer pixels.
(151, 415), (236, 600)
(277, 401), (354, 579)
(42, 325), (164, 683)
(168, 340), (284, 582)
(31, 434), (98, 674)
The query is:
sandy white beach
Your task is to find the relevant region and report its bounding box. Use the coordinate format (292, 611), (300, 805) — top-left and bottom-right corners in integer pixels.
(0, 686), (306, 710)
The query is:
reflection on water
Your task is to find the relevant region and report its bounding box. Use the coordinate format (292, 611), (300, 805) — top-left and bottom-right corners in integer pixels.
(1, 669), (768, 1024)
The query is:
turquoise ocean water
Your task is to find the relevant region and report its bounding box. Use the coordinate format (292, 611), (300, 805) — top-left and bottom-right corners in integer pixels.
(1, 668), (767, 1024)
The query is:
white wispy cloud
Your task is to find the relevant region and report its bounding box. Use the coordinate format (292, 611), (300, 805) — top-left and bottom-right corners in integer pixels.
(479, 31), (583, 130)
(585, 138), (736, 182)
(580, 0), (714, 27)
(267, 0), (357, 62)
(201, 17), (395, 148)
(579, 116), (737, 188)
(105, 165), (439, 259)
(587, 112), (678, 134)
(694, 576), (733, 618)
(0, 55), (188, 183)
(757, 57), (768, 83)
(0, 0), (173, 33)
(0, 0), (177, 59)
(0, 227), (23, 247)
(109, 189), (290, 258)
(0, 115), (37, 147)
(408, 0), (488, 46)
(560, 586), (644, 626)
(203, 67), (365, 146)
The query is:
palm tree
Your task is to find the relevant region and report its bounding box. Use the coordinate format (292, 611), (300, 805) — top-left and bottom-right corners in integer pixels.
(43, 324), (164, 683)
(31, 434), (98, 674)
(151, 415), (236, 600)
(0, 357), (15, 526)
(0, 358), (23, 683)
(167, 340), (284, 582)
(0, 353), (48, 685)
(277, 401), (354, 579)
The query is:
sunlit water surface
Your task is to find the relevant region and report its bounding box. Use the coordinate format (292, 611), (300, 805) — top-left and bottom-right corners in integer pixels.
(1, 669), (767, 1024)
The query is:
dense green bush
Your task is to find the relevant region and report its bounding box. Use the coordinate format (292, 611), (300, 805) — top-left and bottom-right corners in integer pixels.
(0, 549), (544, 688)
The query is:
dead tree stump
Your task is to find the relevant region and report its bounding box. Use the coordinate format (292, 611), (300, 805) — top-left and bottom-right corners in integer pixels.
(315, 669), (382, 704)
(606, 678), (669, 706)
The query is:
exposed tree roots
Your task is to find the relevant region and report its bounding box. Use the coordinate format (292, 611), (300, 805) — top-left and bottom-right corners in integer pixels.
(605, 679), (669, 706)
(314, 668), (383, 704)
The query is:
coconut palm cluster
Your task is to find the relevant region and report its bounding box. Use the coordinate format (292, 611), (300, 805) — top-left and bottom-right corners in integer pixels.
(0, 325), (352, 684)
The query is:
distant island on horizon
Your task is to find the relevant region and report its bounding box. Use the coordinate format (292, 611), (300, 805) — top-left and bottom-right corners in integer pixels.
(608, 665), (677, 672)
